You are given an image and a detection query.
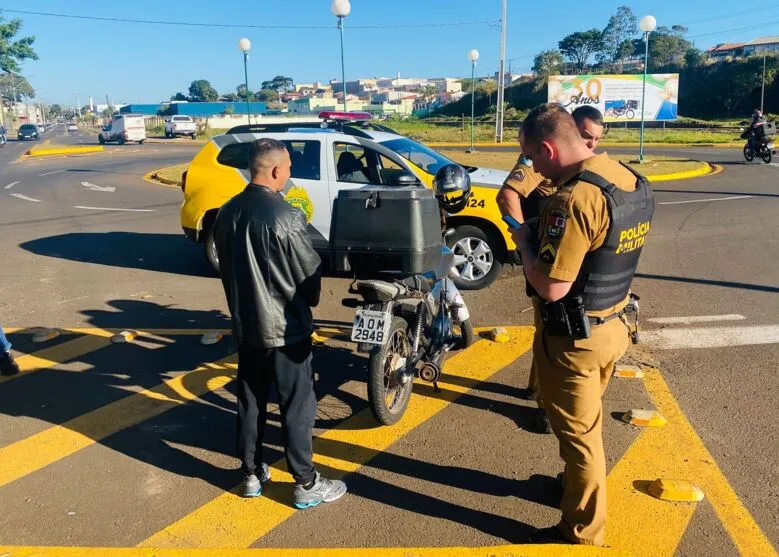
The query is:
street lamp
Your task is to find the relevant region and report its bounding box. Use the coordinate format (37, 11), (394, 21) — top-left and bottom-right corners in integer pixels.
(467, 49), (480, 153)
(638, 15), (656, 163)
(238, 38), (252, 125)
(331, 0), (351, 113)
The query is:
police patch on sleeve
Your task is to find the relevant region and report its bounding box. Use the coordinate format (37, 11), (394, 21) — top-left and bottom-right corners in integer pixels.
(545, 209), (568, 239)
(510, 167), (525, 182)
(539, 243), (557, 264)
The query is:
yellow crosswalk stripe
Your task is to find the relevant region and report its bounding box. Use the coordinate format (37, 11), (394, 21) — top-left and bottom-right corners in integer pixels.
(139, 327), (534, 549)
(0, 357), (236, 488)
(0, 330), (114, 385)
(606, 369), (778, 557)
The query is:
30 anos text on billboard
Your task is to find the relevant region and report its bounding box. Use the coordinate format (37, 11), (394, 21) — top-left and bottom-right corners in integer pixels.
(548, 74), (679, 122)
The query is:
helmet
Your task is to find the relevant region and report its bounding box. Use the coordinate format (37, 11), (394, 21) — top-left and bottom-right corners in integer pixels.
(433, 164), (471, 214)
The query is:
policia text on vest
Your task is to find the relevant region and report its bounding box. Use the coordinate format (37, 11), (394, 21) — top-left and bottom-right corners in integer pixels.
(616, 221), (651, 254)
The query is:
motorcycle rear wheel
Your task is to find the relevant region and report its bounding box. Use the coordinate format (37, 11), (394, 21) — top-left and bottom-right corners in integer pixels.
(744, 145), (755, 162)
(454, 318), (476, 350)
(367, 317), (413, 426)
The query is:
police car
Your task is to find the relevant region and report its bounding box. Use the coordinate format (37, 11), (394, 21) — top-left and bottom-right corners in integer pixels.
(180, 112), (515, 290)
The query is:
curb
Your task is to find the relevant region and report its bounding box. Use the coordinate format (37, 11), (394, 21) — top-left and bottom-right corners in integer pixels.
(430, 142), (741, 149)
(644, 161), (713, 182)
(143, 169), (182, 188)
(25, 145), (104, 158)
(145, 138), (208, 146)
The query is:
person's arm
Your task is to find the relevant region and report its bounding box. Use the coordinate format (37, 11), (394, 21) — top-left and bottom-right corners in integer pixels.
(513, 226), (573, 301)
(496, 185), (525, 222)
(284, 210), (323, 307)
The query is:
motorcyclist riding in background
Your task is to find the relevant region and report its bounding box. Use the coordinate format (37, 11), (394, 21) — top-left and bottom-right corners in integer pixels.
(0, 124), (7, 146)
(745, 109), (767, 150)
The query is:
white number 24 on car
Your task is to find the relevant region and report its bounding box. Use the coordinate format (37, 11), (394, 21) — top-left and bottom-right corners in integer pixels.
(351, 309), (392, 345)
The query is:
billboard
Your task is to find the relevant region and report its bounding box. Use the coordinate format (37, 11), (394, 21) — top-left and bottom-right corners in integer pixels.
(548, 74), (679, 122)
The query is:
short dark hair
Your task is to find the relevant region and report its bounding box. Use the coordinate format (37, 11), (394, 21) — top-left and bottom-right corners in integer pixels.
(249, 138), (288, 178)
(572, 105), (604, 127)
(522, 103), (579, 147)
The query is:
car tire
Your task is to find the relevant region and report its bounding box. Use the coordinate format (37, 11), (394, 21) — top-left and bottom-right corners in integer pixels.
(165, 130), (171, 138)
(204, 224), (220, 274)
(447, 224), (503, 290)
(191, 134), (197, 140)
(118, 136), (125, 145)
(138, 139), (145, 145)
(98, 135), (105, 145)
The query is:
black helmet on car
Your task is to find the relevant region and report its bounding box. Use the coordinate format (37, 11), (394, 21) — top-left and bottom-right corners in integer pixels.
(433, 164), (471, 214)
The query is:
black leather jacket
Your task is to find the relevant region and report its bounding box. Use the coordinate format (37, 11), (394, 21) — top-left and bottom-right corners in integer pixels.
(214, 184), (322, 348)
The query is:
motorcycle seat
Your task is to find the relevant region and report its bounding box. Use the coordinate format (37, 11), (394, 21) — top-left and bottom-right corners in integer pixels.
(355, 280), (403, 303)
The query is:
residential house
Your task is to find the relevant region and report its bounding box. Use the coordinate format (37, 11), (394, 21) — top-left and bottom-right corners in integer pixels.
(743, 36), (779, 56)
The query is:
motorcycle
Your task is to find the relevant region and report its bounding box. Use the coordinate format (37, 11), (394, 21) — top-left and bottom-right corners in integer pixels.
(343, 234), (475, 426)
(741, 123), (775, 164)
(743, 138), (774, 164)
(0, 132), (6, 148)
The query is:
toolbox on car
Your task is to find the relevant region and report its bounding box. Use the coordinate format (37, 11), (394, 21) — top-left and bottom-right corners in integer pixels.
(329, 186), (442, 275)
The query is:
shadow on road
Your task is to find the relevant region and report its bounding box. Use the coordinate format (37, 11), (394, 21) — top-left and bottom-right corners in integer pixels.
(20, 232), (216, 278)
(635, 273), (779, 294)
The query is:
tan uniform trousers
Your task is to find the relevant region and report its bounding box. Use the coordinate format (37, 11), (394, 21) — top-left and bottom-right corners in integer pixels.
(533, 316), (631, 546)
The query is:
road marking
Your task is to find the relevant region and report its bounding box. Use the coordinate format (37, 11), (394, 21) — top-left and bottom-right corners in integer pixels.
(9, 192), (41, 203)
(139, 327), (534, 549)
(607, 369), (778, 557)
(38, 169), (65, 176)
(73, 205), (155, 212)
(80, 181), (116, 192)
(0, 356), (237, 488)
(658, 195), (753, 206)
(641, 325), (779, 349)
(0, 331), (113, 385)
(647, 314), (746, 325)
(5, 327), (232, 336)
(4, 180), (20, 189)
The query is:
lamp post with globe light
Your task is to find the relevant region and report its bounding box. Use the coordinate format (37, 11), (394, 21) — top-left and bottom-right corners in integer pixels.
(638, 15), (656, 162)
(331, 0), (351, 113)
(238, 38), (252, 125)
(468, 49), (480, 153)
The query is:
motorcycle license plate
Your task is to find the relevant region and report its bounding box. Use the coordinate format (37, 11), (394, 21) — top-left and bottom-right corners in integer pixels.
(351, 310), (392, 345)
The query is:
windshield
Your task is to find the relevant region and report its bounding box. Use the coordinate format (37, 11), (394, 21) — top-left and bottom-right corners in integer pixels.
(380, 137), (454, 176)
(20, 124), (36, 131)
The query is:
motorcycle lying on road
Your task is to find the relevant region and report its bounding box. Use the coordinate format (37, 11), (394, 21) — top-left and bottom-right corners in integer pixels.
(343, 239), (475, 425)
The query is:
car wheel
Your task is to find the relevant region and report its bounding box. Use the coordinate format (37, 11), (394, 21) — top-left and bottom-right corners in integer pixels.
(191, 134), (197, 140)
(204, 224), (220, 274)
(138, 139), (145, 145)
(447, 224), (502, 290)
(98, 135), (105, 145)
(118, 136), (125, 145)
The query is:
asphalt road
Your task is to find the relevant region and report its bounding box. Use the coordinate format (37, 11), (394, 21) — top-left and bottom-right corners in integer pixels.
(0, 128), (777, 555)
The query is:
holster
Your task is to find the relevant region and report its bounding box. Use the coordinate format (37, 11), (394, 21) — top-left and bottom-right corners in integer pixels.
(540, 295), (592, 340)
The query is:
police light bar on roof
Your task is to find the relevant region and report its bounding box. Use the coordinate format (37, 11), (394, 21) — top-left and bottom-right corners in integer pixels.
(318, 111), (372, 122)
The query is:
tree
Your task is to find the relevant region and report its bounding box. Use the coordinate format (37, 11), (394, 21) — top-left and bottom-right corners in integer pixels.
(102, 107), (114, 119)
(559, 30), (603, 73)
(533, 49), (564, 77)
(0, 73), (35, 106)
(221, 92), (240, 102)
(255, 88), (279, 103)
(236, 83), (254, 102)
(188, 79), (218, 102)
(599, 6), (638, 68)
(261, 75), (294, 92)
(647, 26), (693, 70)
(49, 104), (62, 118)
(170, 92), (188, 101)
(420, 84), (438, 100)
(0, 16), (38, 74)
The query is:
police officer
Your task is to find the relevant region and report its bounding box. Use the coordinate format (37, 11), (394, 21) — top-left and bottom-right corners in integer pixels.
(497, 107), (606, 434)
(511, 103), (654, 546)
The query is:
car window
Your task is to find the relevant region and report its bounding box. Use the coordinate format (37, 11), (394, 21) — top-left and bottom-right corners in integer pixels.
(380, 137), (454, 176)
(173, 116), (191, 122)
(217, 140), (321, 181)
(333, 142), (405, 185)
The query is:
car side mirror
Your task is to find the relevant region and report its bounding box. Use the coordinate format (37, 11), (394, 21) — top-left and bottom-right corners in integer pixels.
(391, 172), (420, 187)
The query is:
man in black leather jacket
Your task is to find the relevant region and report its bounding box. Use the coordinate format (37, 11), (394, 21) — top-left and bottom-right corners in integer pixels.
(214, 138), (347, 507)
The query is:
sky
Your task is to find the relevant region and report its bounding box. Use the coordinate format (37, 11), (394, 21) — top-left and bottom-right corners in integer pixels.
(2, 1), (778, 106)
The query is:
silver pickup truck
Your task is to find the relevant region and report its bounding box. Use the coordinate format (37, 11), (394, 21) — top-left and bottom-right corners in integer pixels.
(164, 116), (197, 139)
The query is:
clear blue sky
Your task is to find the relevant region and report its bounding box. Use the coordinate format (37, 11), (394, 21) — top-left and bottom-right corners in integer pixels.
(3, 1), (778, 106)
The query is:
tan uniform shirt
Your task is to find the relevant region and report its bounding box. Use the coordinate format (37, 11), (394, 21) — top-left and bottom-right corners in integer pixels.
(502, 155), (557, 199)
(533, 153), (638, 318)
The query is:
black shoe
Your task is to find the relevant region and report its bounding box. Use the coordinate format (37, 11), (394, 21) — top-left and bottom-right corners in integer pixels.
(0, 351), (20, 376)
(533, 410), (553, 434)
(517, 387), (536, 401)
(525, 525), (572, 544)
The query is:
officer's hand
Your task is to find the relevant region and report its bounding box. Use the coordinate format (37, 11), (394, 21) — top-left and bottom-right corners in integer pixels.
(511, 222), (531, 249)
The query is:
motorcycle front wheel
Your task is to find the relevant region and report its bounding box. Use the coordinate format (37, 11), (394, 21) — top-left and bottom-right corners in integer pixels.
(744, 145), (755, 162)
(761, 148), (772, 164)
(367, 317), (413, 426)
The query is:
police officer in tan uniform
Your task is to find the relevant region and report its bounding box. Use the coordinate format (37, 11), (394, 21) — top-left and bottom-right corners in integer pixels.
(497, 107), (606, 434)
(510, 104), (654, 546)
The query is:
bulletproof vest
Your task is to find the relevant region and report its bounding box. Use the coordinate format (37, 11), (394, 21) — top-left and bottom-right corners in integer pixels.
(563, 164), (655, 312)
(520, 189), (550, 221)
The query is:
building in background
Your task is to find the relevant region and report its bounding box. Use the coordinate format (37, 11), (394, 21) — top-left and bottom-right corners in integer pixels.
(120, 102), (268, 117)
(707, 43), (746, 61)
(743, 36), (779, 56)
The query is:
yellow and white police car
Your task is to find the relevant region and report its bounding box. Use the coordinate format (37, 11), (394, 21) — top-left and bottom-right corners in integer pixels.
(181, 112), (515, 290)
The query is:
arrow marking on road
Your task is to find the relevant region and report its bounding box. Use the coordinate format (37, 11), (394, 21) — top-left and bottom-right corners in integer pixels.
(4, 181), (20, 190)
(81, 181), (115, 193)
(9, 193), (41, 203)
(642, 325), (779, 349)
(73, 205), (155, 212)
(658, 195), (753, 206)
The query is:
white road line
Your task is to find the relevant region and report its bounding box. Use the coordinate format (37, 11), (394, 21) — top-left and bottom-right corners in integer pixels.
(648, 314), (746, 325)
(9, 193), (41, 203)
(658, 195), (754, 206)
(4, 181), (20, 190)
(81, 181), (116, 192)
(73, 205), (155, 212)
(642, 325), (779, 349)
(38, 169), (65, 176)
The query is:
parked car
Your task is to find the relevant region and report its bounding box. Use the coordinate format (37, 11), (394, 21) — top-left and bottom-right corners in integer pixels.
(17, 124), (39, 141)
(180, 112), (515, 290)
(98, 113), (146, 145)
(164, 116), (197, 139)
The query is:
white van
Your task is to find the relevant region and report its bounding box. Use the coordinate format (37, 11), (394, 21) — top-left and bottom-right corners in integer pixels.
(98, 113), (146, 145)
